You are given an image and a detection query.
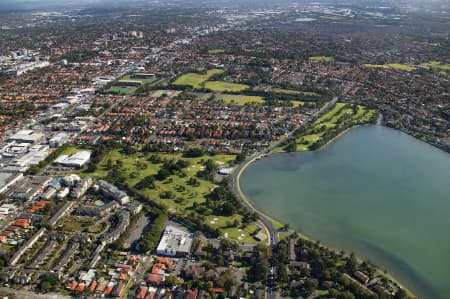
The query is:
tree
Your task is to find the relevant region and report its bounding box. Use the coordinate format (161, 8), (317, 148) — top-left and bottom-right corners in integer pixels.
(337, 291), (356, 299)
(155, 168), (171, 181)
(235, 153), (246, 162)
(284, 139), (297, 152)
(394, 288), (407, 299)
(184, 147), (204, 158)
(304, 278), (318, 295)
(345, 253), (358, 273)
(37, 274), (58, 292)
(165, 275), (178, 288)
(218, 270), (238, 296)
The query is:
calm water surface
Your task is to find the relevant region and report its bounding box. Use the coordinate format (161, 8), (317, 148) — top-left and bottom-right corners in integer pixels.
(240, 125), (450, 299)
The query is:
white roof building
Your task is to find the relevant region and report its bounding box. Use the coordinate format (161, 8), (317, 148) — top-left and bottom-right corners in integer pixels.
(156, 224), (193, 257)
(7, 130), (45, 144)
(56, 151), (91, 168)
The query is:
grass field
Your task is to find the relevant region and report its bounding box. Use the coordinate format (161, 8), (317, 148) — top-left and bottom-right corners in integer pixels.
(364, 63), (416, 71)
(106, 86), (133, 95)
(61, 216), (105, 233)
(272, 88), (319, 97)
(59, 146), (86, 156)
(119, 74), (157, 84)
(86, 150), (263, 243)
(151, 90), (181, 98)
(290, 103), (376, 152)
(310, 56), (335, 62)
(208, 49), (225, 54)
(173, 69), (224, 89)
(204, 81), (250, 92)
(291, 100), (305, 108)
(215, 94), (265, 105)
(422, 61), (450, 70)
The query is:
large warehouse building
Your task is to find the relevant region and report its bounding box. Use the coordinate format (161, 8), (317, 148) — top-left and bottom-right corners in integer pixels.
(55, 151), (91, 168)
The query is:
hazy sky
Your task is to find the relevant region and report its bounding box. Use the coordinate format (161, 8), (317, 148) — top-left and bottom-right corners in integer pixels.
(0, 0), (447, 12)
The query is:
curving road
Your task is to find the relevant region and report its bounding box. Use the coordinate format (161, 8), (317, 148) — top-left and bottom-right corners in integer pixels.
(228, 98), (337, 298)
(229, 97), (337, 246)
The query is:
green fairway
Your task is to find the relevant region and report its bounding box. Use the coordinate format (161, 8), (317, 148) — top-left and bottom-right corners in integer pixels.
(386, 63), (416, 71)
(119, 74), (157, 84)
(215, 94), (265, 105)
(208, 49), (225, 54)
(421, 61), (450, 70)
(421, 61), (450, 76)
(288, 103), (377, 152)
(205, 215), (259, 243)
(364, 63), (416, 71)
(86, 150), (263, 243)
(272, 88), (319, 97)
(106, 86), (133, 95)
(172, 69), (224, 89)
(309, 56), (335, 62)
(204, 81), (249, 92)
(151, 89), (181, 98)
(290, 100), (305, 108)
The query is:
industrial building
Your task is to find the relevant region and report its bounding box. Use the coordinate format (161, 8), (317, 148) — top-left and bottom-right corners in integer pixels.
(0, 171), (23, 193)
(156, 224), (194, 257)
(10, 150), (49, 168)
(49, 133), (69, 148)
(55, 151), (91, 168)
(6, 130), (45, 145)
(3, 60), (50, 76)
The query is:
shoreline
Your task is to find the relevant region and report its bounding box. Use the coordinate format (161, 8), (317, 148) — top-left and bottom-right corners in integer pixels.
(235, 123), (417, 298)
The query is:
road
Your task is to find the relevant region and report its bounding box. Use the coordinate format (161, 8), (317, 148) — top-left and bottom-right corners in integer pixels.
(228, 98), (337, 299)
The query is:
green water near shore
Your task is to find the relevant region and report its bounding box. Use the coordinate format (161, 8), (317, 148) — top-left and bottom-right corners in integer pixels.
(240, 125), (450, 299)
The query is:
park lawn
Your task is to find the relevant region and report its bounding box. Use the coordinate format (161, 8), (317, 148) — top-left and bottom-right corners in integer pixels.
(86, 149), (265, 243)
(363, 64), (389, 69)
(295, 134), (323, 151)
(173, 69), (224, 89)
(106, 86), (133, 95)
(151, 89), (181, 98)
(317, 104), (373, 129)
(291, 100), (305, 108)
(88, 150), (235, 210)
(292, 103), (376, 151)
(208, 49), (225, 54)
(316, 103), (346, 123)
(309, 56), (334, 62)
(216, 94), (265, 105)
(120, 74), (157, 84)
(272, 88), (319, 97)
(387, 63), (416, 71)
(364, 63), (416, 71)
(62, 216), (98, 232)
(204, 81), (250, 92)
(59, 146), (87, 157)
(205, 215), (260, 243)
(421, 61), (450, 70)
